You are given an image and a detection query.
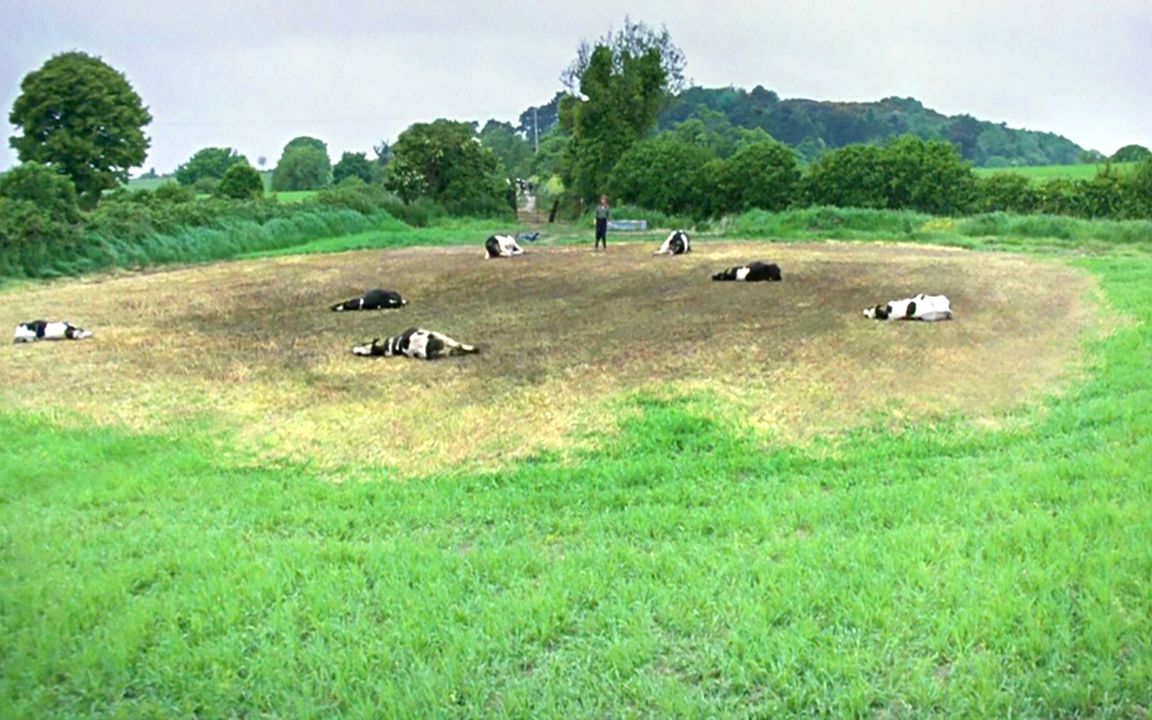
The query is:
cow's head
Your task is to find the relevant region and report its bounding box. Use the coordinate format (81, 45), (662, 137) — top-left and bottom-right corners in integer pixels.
(863, 304), (892, 320)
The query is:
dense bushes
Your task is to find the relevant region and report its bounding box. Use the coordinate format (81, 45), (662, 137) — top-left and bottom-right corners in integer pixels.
(604, 132), (1152, 222)
(272, 137), (332, 192)
(974, 163), (1152, 220)
(609, 135), (800, 218)
(609, 135), (714, 216)
(724, 205), (1152, 252)
(796, 137), (976, 215)
(384, 119), (510, 218)
(0, 162), (84, 275)
(215, 164), (264, 200)
(174, 147), (249, 190)
(0, 169), (436, 280)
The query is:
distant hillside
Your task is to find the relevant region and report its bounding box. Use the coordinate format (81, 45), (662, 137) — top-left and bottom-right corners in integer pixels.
(519, 86), (1089, 168)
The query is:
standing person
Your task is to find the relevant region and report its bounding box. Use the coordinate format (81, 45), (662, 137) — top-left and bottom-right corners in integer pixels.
(594, 194), (610, 251)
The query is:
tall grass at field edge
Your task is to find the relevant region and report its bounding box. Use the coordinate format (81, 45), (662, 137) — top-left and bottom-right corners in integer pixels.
(725, 206), (1152, 252)
(0, 209), (405, 281)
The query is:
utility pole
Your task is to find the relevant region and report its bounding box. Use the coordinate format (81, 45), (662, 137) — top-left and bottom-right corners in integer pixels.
(533, 107), (539, 154)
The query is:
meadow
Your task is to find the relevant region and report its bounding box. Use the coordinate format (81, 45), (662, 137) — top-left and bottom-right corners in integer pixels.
(973, 161), (1137, 182)
(2, 221), (1150, 717)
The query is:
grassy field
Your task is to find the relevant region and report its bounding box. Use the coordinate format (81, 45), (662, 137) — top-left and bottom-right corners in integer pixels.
(973, 162), (1137, 181)
(270, 190), (318, 204)
(0, 241), (1104, 472)
(2, 229), (1150, 716)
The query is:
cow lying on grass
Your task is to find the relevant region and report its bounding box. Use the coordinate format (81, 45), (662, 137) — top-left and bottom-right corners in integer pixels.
(863, 294), (953, 321)
(13, 320), (93, 343)
(485, 234), (525, 258)
(712, 261), (782, 282)
(352, 327), (479, 359)
(331, 288), (407, 312)
(654, 230), (691, 255)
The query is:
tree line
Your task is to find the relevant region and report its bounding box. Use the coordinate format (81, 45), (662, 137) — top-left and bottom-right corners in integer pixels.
(4, 29), (1152, 278)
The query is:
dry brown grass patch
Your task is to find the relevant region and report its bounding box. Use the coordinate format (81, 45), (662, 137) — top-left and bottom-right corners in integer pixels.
(1, 242), (1111, 474)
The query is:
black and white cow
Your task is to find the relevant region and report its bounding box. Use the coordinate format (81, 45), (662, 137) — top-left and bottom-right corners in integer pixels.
(352, 327), (479, 360)
(13, 320), (93, 343)
(485, 234), (525, 258)
(863, 294), (953, 322)
(712, 261), (782, 282)
(654, 230), (691, 256)
(330, 288), (407, 312)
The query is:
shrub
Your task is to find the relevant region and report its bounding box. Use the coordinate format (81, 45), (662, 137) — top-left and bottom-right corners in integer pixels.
(272, 146), (332, 191)
(174, 147), (249, 186)
(215, 164), (264, 200)
(0, 161), (81, 224)
(1120, 158), (1152, 219)
(153, 182), (196, 204)
(801, 144), (890, 209)
(332, 152), (378, 185)
(608, 135), (714, 216)
(976, 173), (1039, 214)
(714, 140), (800, 214)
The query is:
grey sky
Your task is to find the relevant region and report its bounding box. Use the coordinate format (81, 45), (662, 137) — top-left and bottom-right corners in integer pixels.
(2, 0), (1149, 175)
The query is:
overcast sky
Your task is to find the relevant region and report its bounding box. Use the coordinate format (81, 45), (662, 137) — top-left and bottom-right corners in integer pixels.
(2, 0), (1149, 175)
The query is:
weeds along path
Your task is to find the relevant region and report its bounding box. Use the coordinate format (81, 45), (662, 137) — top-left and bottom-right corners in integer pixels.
(0, 241), (1111, 474)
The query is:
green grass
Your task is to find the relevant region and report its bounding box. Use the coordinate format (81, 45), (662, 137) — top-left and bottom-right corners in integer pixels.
(973, 162), (1137, 182)
(242, 217), (560, 258)
(2, 245), (1150, 716)
(725, 206), (1152, 254)
(270, 190), (318, 204)
(124, 176), (175, 192)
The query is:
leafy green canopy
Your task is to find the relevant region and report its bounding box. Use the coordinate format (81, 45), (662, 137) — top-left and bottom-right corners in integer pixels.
(215, 163), (264, 200)
(272, 137), (331, 192)
(477, 120), (534, 180)
(559, 18), (685, 202)
(802, 136), (976, 215)
(0, 161), (81, 224)
(0, 161), (83, 257)
(175, 147), (250, 187)
(9, 51), (151, 208)
(385, 119), (506, 215)
(332, 152), (378, 185)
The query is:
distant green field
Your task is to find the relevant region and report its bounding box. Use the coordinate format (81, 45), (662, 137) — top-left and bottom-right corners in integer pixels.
(974, 162), (1136, 181)
(123, 178), (317, 204)
(124, 175), (174, 191)
(269, 190), (317, 203)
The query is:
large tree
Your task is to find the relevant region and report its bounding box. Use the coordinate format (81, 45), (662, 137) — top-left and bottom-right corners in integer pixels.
(714, 140), (800, 213)
(271, 136), (331, 191)
(385, 119), (505, 213)
(558, 18), (685, 202)
(332, 151), (378, 185)
(9, 51), (152, 208)
(175, 147), (250, 188)
(477, 120), (533, 179)
(214, 163), (264, 200)
(608, 135), (713, 216)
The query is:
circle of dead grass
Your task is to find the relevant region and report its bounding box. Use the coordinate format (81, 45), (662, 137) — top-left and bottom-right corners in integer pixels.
(0, 240), (1114, 475)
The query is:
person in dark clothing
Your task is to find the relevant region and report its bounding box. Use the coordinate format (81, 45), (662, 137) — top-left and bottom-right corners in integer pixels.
(594, 194), (610, 250)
